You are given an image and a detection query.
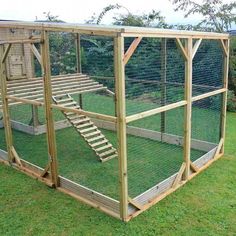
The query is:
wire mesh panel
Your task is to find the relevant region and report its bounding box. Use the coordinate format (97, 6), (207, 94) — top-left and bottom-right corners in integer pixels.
(49, 32), (77, 75)
(127, 108), (188, 198)
(79, 35), (115, 116)
(54, 107), (120, 200)
(191, 94), (222, 162)
(192, 39), (224, 96)
(125, 37), (185, 116)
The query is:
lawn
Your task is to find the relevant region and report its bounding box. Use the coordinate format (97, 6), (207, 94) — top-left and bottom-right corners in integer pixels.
(0, 100), (235, 235)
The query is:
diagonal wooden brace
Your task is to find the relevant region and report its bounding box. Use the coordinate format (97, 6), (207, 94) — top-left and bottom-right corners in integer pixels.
(175, 38), (188, 61)
(40, 162), (51, 177)
(172, 162), (186, 188)
(123, 37), (142, 65)
(11, 146), (22, 167)
(128, 196), (143, 210)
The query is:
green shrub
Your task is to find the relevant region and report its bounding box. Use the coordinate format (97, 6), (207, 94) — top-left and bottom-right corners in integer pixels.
(227, 90), (236, 112)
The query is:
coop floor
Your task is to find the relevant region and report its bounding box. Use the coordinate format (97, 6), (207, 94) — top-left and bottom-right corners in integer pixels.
(0, 127), (204, 200)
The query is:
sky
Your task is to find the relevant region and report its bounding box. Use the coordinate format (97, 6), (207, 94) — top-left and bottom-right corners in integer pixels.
(0, 0), (234, 25)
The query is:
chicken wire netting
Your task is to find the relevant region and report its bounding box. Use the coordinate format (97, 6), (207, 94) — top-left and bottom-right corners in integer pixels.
(191, 94), (222, 161)
(127, 107), (203, 198)
(124, 37), (185, 116)
(192, 39), (224, 96)
(48, 33), (119, 200)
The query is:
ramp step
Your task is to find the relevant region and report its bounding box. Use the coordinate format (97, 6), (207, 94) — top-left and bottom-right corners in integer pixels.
(83, 130), (101, 138)
(80, 126), (97, 134)
(95, 144), (112, 152)
(72, 118), (89, 125)
(62, 101), (78, 107)
(98, 148), (116, 158)
(100, 154), (118, 162)
(77, 122), (93, 128)
(87, 135), (105, 143)
(56, 98), (72, 103)
(90, 139), (108, 148)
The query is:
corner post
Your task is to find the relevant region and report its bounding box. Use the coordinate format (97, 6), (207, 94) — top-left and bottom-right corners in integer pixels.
(114, 34), (128, 221)
(220, 39), (230, 154)
(41, 30), (59, 187)
(183, 38), (193, 180)
(0, 45), (13, 162)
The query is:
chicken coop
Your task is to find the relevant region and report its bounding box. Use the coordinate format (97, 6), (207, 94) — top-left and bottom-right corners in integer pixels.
(0, 21), (229, 221)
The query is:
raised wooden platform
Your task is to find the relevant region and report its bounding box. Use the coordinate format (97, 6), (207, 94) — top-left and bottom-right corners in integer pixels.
(0, 73), (107, 108)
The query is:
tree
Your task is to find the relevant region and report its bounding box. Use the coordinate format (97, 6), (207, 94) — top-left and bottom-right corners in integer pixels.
(86, 4), (168, 28)
(171, 0), (236, 32)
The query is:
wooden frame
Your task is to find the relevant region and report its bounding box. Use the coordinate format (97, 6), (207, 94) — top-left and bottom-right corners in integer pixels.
(0, 22), (230, 222)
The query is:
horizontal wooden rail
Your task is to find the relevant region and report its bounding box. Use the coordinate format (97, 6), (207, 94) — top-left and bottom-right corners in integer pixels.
(6, 95), (117, 123)
(191, 88), (226, 102)
(126, 88), (226, 123)
(126, 100), (187, 123)
(0, 38), (42, 45)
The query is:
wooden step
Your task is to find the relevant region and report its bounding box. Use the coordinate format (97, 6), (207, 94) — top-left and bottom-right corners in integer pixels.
(65, 111), (83, 116)
(95, 144), (112, 152)
(60, 101), (77, 107)
(77, 122), (93, 129)
(90, 139), (107, 148)
(98, 148), (116, 158)
(83, 130), (101, 138)
(87, 135), (105, 143)
(100, 153), (118, 162)
(72, 118), (89, 125)
(56, 98), (72, 103)
(80, 126), (97, 134)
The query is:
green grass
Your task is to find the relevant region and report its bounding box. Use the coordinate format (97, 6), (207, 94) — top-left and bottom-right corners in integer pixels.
(0, 112), (235, 235)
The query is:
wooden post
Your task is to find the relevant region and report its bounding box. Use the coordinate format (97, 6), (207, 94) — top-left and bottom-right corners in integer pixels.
(160, 38), (167, 139)
(0, 45), (14, 162)
(114, 34), (128, 221)
(29, 105), (40, 127)
(75, 33), (82, 73)
(75, 33), (83, 108)
(41, 30), (59, 187)
(183, 38), (192, 180)
(220, 39), (230, 154)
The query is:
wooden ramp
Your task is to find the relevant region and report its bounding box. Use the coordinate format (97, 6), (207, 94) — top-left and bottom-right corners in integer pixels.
(53, 94), (117, 162)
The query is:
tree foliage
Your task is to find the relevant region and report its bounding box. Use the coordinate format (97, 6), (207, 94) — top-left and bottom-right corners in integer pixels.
(171, 0), (236, 32)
